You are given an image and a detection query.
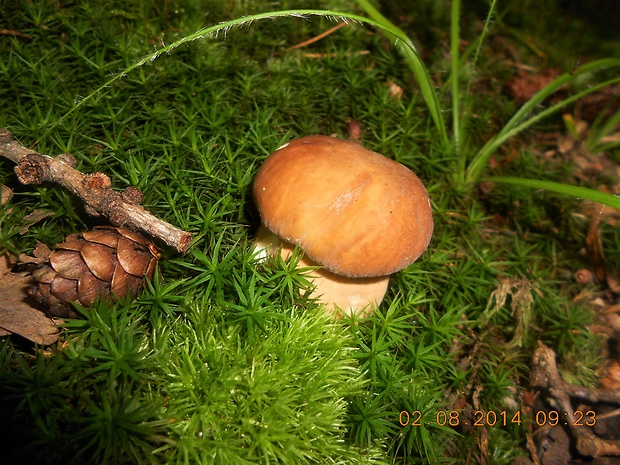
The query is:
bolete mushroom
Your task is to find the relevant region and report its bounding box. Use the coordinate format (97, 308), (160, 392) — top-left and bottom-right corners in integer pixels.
(253, 135), (433, 316)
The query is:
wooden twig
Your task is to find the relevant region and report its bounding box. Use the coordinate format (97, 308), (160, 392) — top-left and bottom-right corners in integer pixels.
(300, 51), (370, 59)
(0, 129), (192, 253)
(287, 22), (346, 50)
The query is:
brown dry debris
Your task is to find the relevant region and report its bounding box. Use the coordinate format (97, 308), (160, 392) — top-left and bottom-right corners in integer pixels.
(586, 215), (610, 285)
(530, 343), (620, 462)
(18, 209), (54, 234)
(577, 205), (620, 302)
(347, 119), (363, 141)
(557, 115), (620, 187)
(506, 69), (563, 105)
(576, 83), (620, 124)
(388, 80), (404, 99)
(0, 253), (60, 345)
(1, 184), (13, 205)
(480, 276), (539, 347)
(599, 358), (620, 392)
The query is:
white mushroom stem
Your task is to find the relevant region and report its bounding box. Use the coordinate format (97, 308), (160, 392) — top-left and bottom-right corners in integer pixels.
(254, 224), (389, 317)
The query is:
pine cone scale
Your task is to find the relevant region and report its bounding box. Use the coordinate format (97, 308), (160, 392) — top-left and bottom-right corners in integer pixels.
(49, 249), (88, 280)
(78, 273), (110, 306)
(117, 237), (152, 277)
(117, 228), (150, 247)
(57, 239), (86, 252)
(32, 265), (55, 284)
(50, 275), (78, 300)
(112, 271), (142, 300)
(81, 229), (120, 248)
(145, 256), (157, 280)
(80, 242), (117, 281)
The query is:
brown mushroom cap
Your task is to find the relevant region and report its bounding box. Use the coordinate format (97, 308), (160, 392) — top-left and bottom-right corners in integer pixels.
(253, 135), (433, 278)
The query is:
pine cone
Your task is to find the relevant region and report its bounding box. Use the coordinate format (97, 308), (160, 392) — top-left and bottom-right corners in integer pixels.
(30, 226), (160, 317)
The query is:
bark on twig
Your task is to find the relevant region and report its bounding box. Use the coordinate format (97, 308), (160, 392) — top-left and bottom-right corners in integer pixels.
(0, 129), (191, 253)
(531, 342), (620, 457)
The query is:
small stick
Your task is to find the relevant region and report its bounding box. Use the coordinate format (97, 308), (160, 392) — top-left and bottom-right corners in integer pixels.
(301, 51), (370, 59)
(0, 129), (192, 253)
(287, 22), (346, 50)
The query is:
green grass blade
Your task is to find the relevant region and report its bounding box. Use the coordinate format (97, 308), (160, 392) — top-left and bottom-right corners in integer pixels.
(586, 106), (620, 152)
(484, 176), (620, 210)
(40, 8), (437, 144)
(472, 76), (620, 178)
(466, 58), (620, 183)
(502, 58), (620, 134)
(451, 0), (461, 154)
(352, 0), (449, 146)
(463, 0), (497, 104)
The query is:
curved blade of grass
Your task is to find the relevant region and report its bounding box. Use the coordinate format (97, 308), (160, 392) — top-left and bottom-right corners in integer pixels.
(481, 75), (620, 158)
(39, 9), (439, 146)
(451, 0), (461, 153)
(463, 0), (497, 104)
(455, 0), (498, 180)
(352, 0), (448, 146)
(594, 140), (620, 153)
(466, 58), (620, 183)
(484, 176), (620, 210)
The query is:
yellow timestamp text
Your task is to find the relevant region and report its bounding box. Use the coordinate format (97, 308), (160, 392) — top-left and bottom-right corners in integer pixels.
(398, 409), (597, 428)
(399, 410), (523, 427)
(534, 410), (596, 427)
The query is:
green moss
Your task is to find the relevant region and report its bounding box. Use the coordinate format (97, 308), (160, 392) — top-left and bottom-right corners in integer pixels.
(1, 0), (617, 463)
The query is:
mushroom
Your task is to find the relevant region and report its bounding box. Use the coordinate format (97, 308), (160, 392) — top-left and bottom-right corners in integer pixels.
(252, 135), (433, 317)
